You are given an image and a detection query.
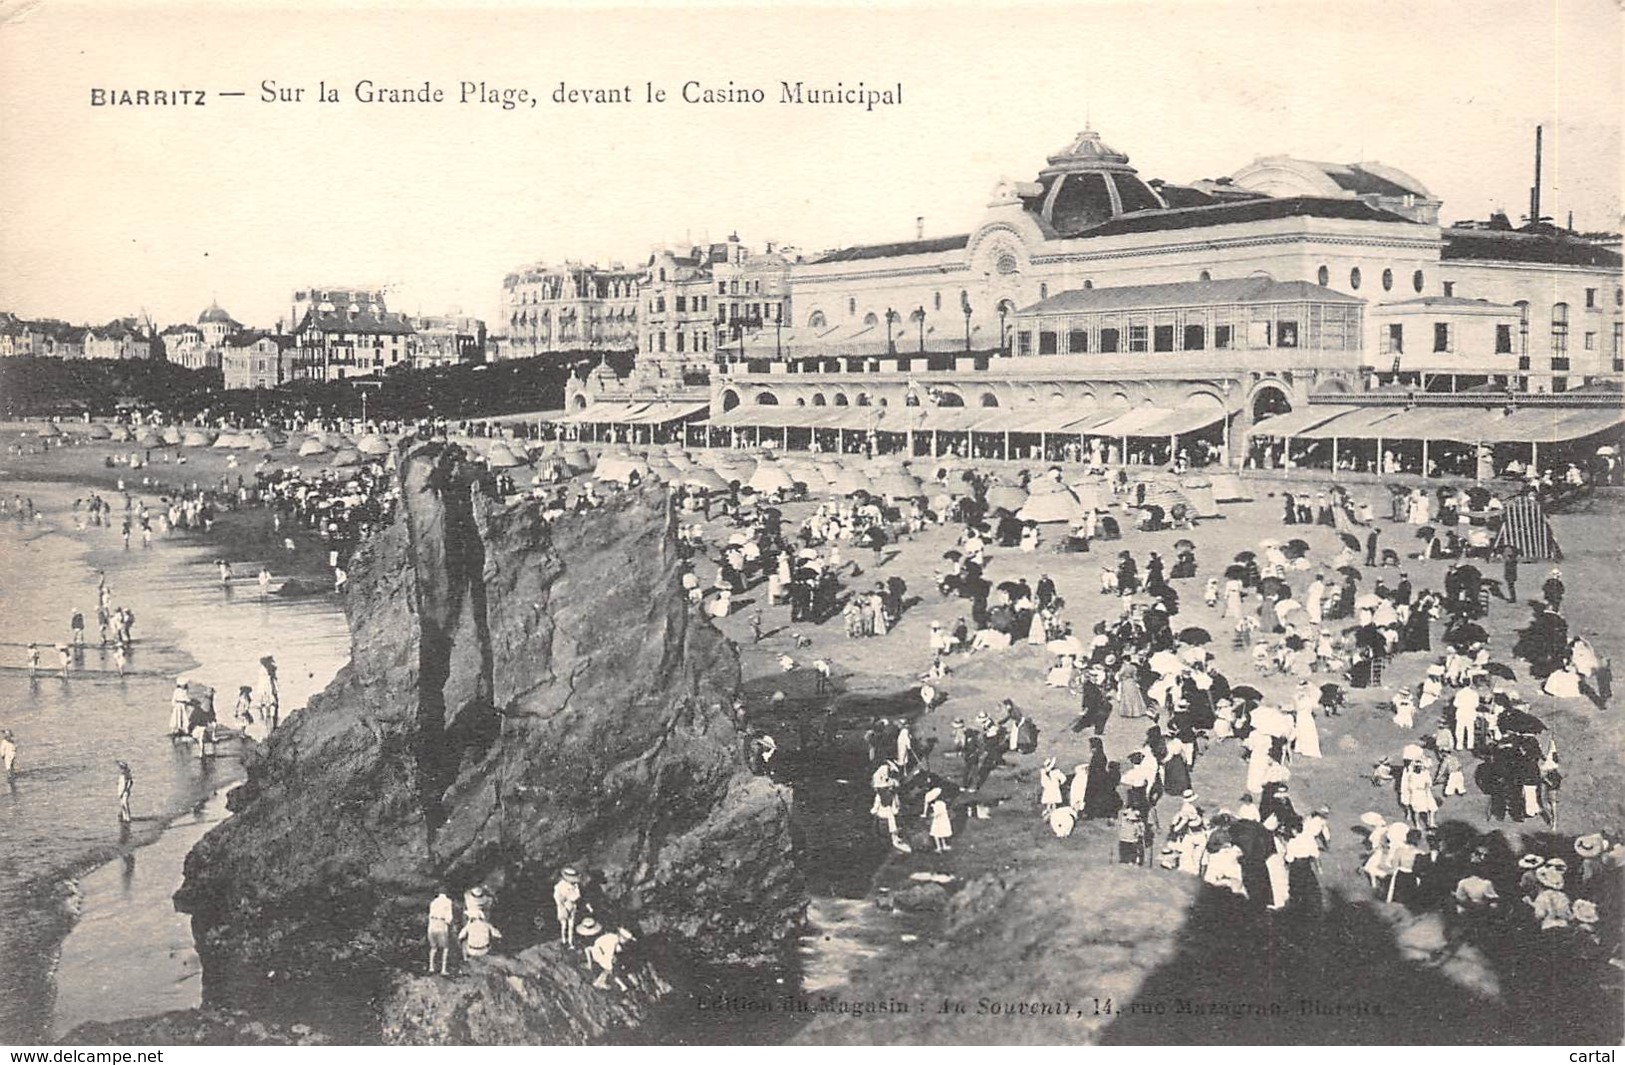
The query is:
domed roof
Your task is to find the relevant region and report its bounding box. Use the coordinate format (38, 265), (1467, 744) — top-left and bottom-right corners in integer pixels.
(198, 302), (235, 325)
(1023, 127), (1166, 236)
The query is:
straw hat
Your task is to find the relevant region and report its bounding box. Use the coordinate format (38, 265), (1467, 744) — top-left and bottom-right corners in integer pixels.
(561, 867), (580, 882)
(1517, 854), (1544, 870)
(576, 917), (603, 937)
(1574, 834), (1607, 859)
(1534, 864), (1566, 890)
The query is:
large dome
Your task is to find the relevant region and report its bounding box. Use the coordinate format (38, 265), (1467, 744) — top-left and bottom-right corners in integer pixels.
(198, 302), (234, 325)
(1022, 128), (1166, 236)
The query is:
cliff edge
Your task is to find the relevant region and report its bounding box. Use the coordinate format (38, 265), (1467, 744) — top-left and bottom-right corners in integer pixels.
(174, 441), (804, 1042)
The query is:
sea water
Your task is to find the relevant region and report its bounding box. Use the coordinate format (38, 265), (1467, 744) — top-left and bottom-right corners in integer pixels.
(0, 481), (350, 1042)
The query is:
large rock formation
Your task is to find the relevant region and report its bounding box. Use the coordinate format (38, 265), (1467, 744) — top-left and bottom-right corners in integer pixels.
(175, 442), (804, 1041)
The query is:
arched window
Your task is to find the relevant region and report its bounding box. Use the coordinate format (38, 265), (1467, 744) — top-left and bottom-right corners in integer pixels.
(811, 393), (827, 406)
(795, 397), (806, 406)
(979, 392), (1000, 407)
(1349, 267), (1362, 290)
(1039, 283), (1049, 299)
(808, 310), (827, 329)
(1317, 265), (1329, 286)
(934, 291), (943, 311)
(936, 391), (965, 407)
(658, 268), (666, 282)
(833, 393), (849, 406)
(1382, 268), (1394, 292)
(1199, 270), (1212, 282)
(878, 397), (888, 406)
(1413, 270), (1425, 293)
(1552, 302), (1570, 356)
(720, 389), (741, 411)
(856, 393), (871, 406)
(1083, 279), (1094, 290)
(755, 391), (779, 405)
(862, 312), (879, 327)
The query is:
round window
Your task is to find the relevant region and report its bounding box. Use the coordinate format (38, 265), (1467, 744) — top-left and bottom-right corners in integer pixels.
(1382, 268), (1394, 292)
(1317, 265), (1329, 286)
(996, 253), (1019, 276)
(1350, 268), (1362, 290)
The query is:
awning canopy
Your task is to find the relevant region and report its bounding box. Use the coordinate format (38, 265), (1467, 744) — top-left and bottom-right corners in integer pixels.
(1476, 406), (1625, 444)
(1249, 404), (1361, 438)
(1132, 399), (1231, 439)
(1295, 406), (1412, 439)
(553, 401), (709, 426)
(1086, 404), (1178, 438)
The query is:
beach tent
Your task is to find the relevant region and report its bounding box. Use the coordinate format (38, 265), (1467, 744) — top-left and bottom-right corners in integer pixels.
(1018, 487), (1086, 524)
(1209, 472), (1251, 502)
(109, 425), (133, 443)
(182, 430), (214, 447)
(1180, 477), (1219, 517)
(748, 463), (797, 495)
(298, 437), (329, 457)
(330, 448), (364, 468)
(86, 423), (113, 440)
(1492, 494), (1560, 560)
(986, 484), (1030, 512)
(36, 422), (62, 438)
(485, 442), (525, 468)
(356, 434), (391, 457)
(160, 427), (182, 445)
(244, 433), (274, 452)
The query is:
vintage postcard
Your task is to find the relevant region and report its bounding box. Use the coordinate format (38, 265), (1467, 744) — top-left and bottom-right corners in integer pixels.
(0, 0), (1621, 1050)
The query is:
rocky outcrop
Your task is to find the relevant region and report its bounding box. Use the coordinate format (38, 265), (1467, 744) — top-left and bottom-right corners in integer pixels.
(175, 441), (804, 1041)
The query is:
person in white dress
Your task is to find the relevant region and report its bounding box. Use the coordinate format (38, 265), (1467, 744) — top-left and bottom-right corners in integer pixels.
(923, 788), (953, 851)
(1039, 757), (1066, 813)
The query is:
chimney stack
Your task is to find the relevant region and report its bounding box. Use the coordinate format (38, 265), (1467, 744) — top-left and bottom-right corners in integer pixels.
(1529, 125), (1543, 225)
(916, 216), (924, 240)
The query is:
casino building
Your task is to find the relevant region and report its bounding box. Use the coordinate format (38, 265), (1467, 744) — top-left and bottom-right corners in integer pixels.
(545, 124), (1623, 469)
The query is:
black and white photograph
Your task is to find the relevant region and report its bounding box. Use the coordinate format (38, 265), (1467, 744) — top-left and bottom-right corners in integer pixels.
(0, 0), (1621, 1049)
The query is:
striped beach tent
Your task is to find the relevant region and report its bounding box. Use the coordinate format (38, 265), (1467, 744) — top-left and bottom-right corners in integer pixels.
(1492, 493), (1560, 560)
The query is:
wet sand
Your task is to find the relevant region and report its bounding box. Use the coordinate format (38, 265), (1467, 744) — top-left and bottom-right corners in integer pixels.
(0, 472), (349, 1042)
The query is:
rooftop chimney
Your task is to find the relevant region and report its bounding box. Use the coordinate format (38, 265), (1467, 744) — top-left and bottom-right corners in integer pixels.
(916, 216), (925, 240)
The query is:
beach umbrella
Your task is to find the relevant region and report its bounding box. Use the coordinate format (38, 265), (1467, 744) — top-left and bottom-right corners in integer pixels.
(86, 423), (112, 440)
(357, 433), (391, 456)
(1287, 538), (1310, 553)
(1149, 650), (1185, 676)
(985, 485), (1029, 512)
(1046, 636), (1086, 656)
(1258, 576), (1290, 598)
(1499, 708), (1546, 734)
(1337, 565), (1363, 580)
(1177, 627), (1212, 645)
(1224, 564), (1248, 580)
(1252, 705), (1295, 738)
(1445, 623), (1489, 649)
(1234, 550), (1257, 563)
(1414, 526), (1436, 541)
(330, 448), (363, 468)
(1338, 532), (1362, 551)
(298, 437), (329, 457)
(1174, 538), (1196, 553)
(1231, 685), (1264, 704)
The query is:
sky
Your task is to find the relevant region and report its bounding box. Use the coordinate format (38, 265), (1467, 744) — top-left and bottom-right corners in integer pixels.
(0, 0), (1619, 332)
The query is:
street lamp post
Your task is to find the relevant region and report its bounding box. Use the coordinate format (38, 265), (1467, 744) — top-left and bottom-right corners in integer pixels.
(961, 295), (973, 353)
(998, 303), (1009, 357)
(885, 308), (898, 355)
(916, 306), (926, 353)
